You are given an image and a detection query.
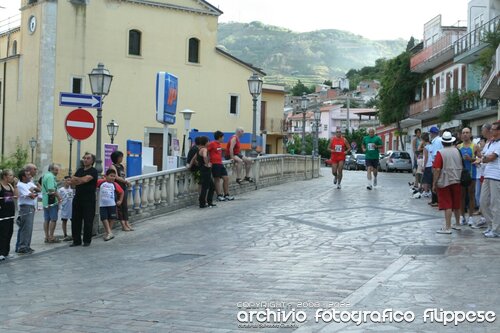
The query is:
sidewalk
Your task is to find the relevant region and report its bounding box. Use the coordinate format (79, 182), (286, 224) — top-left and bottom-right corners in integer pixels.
(1, 168), (499, 332)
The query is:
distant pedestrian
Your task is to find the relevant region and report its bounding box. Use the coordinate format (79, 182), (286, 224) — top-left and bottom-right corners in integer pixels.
(97, 168), (124, 241)
(226, 127), (254, 184)
(208, 131), (234, 201)
(15, 170), (37, 254)
(328, 128), (350, 189)
(109, 151), (133, 231)
(428, 126), (443, 206)
(197, 136), (216, 208)
(0, 169), (18, 260)
(70, 152), (98, 247)
(41, 163), (62, 243)
(58, 176), (74, 241)
(411, 128), (422, 185)
(362, 128), (383, 190)
(432, 132), (462, 234)
(421, 132), (432, 198)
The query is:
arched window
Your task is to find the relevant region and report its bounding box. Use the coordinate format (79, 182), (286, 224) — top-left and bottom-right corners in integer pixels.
(188, 37), (200, 63)
(11, 40), (17, 55)
(128, 29), (141, 56)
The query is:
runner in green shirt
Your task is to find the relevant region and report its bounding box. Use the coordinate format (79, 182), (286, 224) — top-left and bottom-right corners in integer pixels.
(362, 128), (383, 190)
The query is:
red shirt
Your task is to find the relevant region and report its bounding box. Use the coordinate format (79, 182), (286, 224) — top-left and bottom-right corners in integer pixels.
(433, 151), (443, 169)
(227, 135), (241, 157)
(207, 141), (223, 164)
(330, 137), (347, 157)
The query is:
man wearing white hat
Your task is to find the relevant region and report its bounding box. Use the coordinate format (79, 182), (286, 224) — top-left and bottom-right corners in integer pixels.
(432, 131), (463, 234)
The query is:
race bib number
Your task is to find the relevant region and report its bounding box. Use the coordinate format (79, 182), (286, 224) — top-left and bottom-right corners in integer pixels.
(334, 145), (343, 152)
(367, 143), (375, 150)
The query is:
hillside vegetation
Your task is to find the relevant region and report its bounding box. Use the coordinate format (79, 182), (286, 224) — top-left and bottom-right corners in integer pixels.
(217, 21), (407, 87)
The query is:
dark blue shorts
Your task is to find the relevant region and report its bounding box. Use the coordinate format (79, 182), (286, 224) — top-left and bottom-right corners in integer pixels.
(365, 159), (379, 168)
(422, 167), (433, 185)
(100, 206), (117, 221)
(211, 164), (228, 178)
(43, 205), (59, 222)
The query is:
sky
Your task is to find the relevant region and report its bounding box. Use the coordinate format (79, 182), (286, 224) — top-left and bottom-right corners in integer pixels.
(1, 0), (470, 40)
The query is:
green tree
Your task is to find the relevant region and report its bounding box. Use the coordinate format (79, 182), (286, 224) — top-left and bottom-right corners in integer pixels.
(323, 80), (332, 87)
(378, 52), (421, 150)
(406, 36), (416, 52)
(440, 90), (461, 122)
(0, 145), (28, 174)
(291, 80), (314, 96)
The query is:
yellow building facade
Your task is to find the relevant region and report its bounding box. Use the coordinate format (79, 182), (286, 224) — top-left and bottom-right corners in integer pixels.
(0, 0), (284, 172)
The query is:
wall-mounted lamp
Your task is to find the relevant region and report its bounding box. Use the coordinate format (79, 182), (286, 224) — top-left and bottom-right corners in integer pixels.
(446, 72), (453, 78)
(430, 79), (435, 85)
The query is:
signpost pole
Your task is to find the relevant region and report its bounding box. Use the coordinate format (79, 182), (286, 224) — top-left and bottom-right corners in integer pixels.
(95, 106), (103, 174)
(76, 140), (81, 170)
(162, 124), (169, 171)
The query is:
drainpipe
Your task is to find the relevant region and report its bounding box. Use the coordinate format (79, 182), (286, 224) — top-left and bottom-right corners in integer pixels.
(1, 33), (10, 161)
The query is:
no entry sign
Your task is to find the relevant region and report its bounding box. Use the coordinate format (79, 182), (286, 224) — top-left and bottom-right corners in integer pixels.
(65, 109), (95, 140)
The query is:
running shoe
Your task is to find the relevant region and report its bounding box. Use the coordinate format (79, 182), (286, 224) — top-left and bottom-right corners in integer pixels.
(484, 230), (499, 238)
(436, 228), (452, 234)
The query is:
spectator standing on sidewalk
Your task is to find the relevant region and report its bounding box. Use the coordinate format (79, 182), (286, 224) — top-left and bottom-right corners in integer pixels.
(411, 128), (422, 184)
(421, 133), (432, 198)
(0, 169), (18, 260)
(109, 151), (133, 231)
(328, 128), (351, 189)
(362, 128), (383, 190)
(41, 163), (62, 243)
(432, 132), (463, 234)
(428, 126), (443, 206)
(97, 168), (124, 241)
(226, 127), (253, 184)
(457, 127), (477, 226)
(208, 131), (234, 201)
(197, 136), (216, 208)
(70, 153), (98, 247)
(15, 170), (37, 254)
(58, 176), (74, 241)
(475, 121), (500, 238)
(472, 123), (493, 229)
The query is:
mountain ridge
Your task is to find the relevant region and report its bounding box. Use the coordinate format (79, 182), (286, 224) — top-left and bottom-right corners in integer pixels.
(217, 21), (408, 86)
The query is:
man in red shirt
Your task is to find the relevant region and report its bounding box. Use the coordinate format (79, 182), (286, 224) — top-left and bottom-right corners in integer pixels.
(227, 127), (253, 184)
(328, 129), (351, 189)
(432, 131), (462, 234)
(207, 131), (234, 201)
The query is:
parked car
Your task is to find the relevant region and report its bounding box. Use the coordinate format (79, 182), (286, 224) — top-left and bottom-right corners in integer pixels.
(354, 154), (366, 170)
(379, 150), (412, 172)
(344, 155), (357, 170)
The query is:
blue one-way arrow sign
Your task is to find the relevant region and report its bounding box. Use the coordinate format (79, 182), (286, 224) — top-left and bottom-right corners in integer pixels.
(59, 92), (102, 108)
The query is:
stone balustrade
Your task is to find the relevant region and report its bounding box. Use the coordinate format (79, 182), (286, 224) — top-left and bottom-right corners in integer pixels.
(125, 154), (321, 221)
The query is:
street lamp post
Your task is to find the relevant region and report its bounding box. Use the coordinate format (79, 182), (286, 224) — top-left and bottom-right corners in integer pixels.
(106, 119), (119, 144)
(179, 109), (195, 163)
(88, 63), (113, 174)
(300, 93), (308, 155)
(28, 137), (37, 163)
(247, 73), (263, 158)
(66, 133), (73, 177)
(313, 108), (321, 157)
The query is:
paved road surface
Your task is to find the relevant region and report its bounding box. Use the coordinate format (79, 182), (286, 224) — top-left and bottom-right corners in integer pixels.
(1, 168), (499, 332)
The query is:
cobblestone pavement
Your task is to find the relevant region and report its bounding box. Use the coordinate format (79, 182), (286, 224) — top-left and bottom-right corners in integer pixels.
(1, 168), (499, 333)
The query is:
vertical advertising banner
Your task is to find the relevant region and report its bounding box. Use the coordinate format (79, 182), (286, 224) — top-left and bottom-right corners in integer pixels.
(104, 144), (118, 172)
(156, 72), (178, 124)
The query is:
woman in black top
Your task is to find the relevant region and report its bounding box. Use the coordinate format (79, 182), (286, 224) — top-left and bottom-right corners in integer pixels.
(0, 169), (18, 259)
(110, 151), (133, 231)
(197, 136), (215, 208)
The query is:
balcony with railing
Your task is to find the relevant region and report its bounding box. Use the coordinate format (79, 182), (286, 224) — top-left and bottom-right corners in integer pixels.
(454, 93), (498, 120)
(480, 44), (500, 99)
(454, 15), (500, 64)
(411, 34), (463, 73)
(263, 117), (284, 134)
(409, 94), (447, 119)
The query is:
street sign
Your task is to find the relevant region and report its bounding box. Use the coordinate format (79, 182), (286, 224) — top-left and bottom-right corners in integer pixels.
(156, 72), (178, 124)
(60, 92), (102, 108)
(65, 109), (95, 140)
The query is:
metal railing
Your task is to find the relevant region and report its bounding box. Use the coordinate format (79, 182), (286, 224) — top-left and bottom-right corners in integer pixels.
(454, 15), (499, 57)
(410, 34), (456, 70)
(409, 94), (447, 116)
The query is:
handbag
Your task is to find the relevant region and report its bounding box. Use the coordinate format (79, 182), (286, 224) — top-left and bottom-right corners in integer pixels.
(457, 148), (472, 187)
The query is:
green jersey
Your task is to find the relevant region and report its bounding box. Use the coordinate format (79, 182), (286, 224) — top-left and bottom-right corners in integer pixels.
(362, 135), (383, 160)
